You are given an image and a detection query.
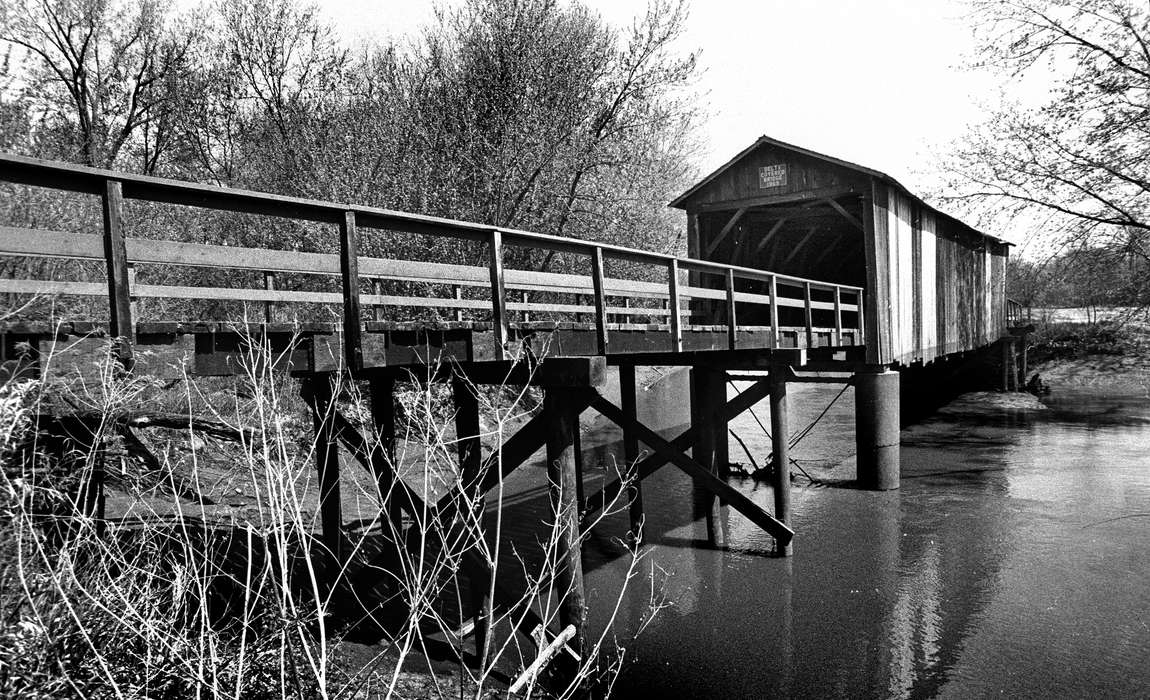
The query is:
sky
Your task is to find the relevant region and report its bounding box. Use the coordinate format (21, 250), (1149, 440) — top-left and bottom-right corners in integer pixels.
(316, 0), (1003, 192)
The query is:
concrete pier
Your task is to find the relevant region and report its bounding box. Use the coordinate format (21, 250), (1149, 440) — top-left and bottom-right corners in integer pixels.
(854, 367), (900, 490)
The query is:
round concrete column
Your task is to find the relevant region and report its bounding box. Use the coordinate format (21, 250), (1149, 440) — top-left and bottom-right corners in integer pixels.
(855, 367), (900, 490)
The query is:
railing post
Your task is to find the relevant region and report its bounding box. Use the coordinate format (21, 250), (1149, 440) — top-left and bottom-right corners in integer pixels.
(488, 229), (508, 358)
(372, 279), (385, 322)
(339, 210), (363, 372)
(668, 259), (683, 352)
(803, 282), (814, 349)
(521, 290), (531, 323)
(768, 274), (780, 350)
(833, 286), (843, 346)
(264, 271), (276, 323)
(453, 284), (464, 322)
(591, 246), (608, 355)
(101, 179), (133, 369)
(857, 290), (866, 346)
(725, 268), (737, 351)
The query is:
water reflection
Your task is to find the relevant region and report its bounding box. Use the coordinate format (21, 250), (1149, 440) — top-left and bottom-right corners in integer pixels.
(574, 369), (1150, 698)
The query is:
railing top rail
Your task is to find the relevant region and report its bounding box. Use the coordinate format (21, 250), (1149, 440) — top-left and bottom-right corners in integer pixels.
(0, 152), (863, 295)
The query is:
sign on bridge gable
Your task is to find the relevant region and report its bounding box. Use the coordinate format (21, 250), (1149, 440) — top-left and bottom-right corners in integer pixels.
(758, 163), (787, 189)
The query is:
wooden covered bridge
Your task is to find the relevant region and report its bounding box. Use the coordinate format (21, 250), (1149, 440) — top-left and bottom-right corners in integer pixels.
(0, 136), (1012, 665)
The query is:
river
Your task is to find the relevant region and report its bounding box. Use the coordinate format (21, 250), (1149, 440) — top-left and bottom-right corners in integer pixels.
(570, 368), (1150, 698)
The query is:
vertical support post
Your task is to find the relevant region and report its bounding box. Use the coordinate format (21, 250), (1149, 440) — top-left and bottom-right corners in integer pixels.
(1000, 339), (1010, 392)
(339, 211), (363, 372)
(369, 373), (401, 527)
(725, 268), (737, 351)
(769, 275), (780, 349)
(833, 286), (843, 346)
(668, 259), (683, 352)
(803, 282), (814, 349)
(453, 375), (491, 664)
(769, 366), (792, 556)
(127, 263), (138, 325)
(543, 388), (587, 657)
(623, 297), (632, 325)
(1020, 334), (1029, 387)
(855, 366), (900, 491)
(857, 290), (866, 346)
(101, 179), (133, 369)
(1008, 339), (1019, 391)
(264, 271), (277, 323)
(521, 290), (531, 323)
(453, 284), (464, 322)
(591, 246), (609, 355)
(488, 230), (508, 359)
(372, 279), (385, 322)
(691, 367), (726, 549)
(619, 364), (644, 547)
(303, 375), (343, 570)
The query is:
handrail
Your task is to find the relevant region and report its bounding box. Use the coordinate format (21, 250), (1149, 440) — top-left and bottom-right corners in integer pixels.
(0, 152), (866, 368)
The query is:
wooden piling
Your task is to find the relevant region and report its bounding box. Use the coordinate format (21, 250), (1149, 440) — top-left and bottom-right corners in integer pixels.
(769, 367), (792, 557)
(691, 367), (727, 549)
(303, 375), (343, 568)
(452, 375), (492, 664)
(369, 374), (401, 531)
(620, 364), (645, 546)
(543, 388), (587, 657)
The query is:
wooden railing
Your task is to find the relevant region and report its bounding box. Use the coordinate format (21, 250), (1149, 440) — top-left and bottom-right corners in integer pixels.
(0, 153), (865, 369)
(1006, 297), (1025, 326)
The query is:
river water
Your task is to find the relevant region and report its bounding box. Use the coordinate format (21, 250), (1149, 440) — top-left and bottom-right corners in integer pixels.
(571, 369), (1150, 698)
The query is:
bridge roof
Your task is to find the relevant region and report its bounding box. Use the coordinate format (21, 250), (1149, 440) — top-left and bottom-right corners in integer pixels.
(670, 135), (1011, 247)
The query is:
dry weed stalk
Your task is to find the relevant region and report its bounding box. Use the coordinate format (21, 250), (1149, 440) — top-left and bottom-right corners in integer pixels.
(0, 331), (667, 698)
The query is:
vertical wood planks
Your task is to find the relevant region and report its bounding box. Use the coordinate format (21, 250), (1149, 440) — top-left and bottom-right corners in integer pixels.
(339, 211), (363, 371)
(591, 246), (608, 355)
(101, 179), (134, 367)
(725, 268), (737, 351)
(769, 274), (780, 349)
(488, 229), (508, 358)
(668, 258), (683, 352)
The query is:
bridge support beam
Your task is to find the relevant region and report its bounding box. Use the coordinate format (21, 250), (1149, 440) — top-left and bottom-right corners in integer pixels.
(619, 365), (644, 547)
(691, 367), (728, 549)
(543, 387), (588, 659)
(302, 375), (344, 573)
(854, 366), (900, 490)
(452, 375), (492, 665)
(769, 366), (792, 557)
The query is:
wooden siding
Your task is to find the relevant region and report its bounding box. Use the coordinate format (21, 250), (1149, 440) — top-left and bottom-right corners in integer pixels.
(870, 185), (1008, 365)
(679, 143), (869, 210)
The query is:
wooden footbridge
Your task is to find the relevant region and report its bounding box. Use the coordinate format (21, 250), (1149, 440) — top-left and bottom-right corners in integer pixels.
(0, 136), (1014, 667)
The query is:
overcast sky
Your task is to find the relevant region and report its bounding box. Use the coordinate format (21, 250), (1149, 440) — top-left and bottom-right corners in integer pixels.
(319, 0), (1002, 192)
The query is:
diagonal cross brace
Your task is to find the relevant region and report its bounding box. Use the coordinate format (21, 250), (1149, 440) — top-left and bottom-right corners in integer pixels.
(580, 378), (775, 520)
(588, 392), (793, 545)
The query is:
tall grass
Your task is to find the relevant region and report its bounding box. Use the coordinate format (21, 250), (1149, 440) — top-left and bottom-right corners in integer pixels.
(0, 333), (663, 698)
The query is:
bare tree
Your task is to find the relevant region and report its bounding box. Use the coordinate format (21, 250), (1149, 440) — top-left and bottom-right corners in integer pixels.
(0, 0), (199, 171)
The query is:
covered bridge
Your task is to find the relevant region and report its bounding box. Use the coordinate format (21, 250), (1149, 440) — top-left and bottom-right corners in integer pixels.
(670, 135), (1012, 367)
